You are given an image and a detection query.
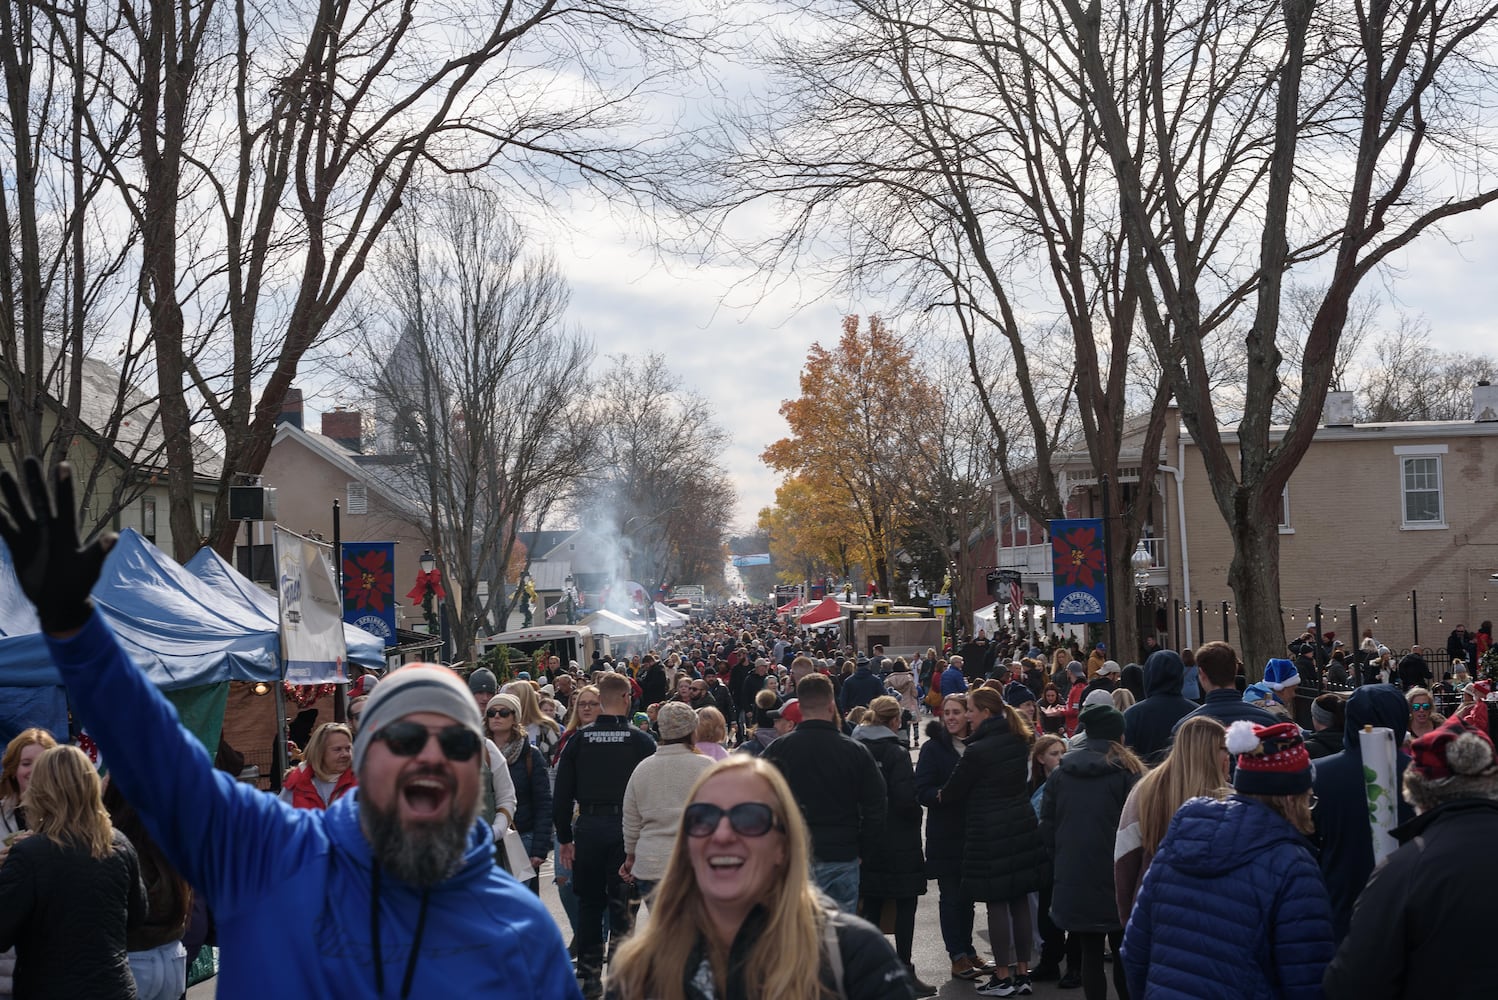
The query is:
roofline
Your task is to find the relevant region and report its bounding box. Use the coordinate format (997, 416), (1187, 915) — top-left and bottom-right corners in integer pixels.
(271, 423), (424, 517)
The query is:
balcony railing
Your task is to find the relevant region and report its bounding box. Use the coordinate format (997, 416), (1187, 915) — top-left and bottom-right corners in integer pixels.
(1140, 536), (1167, 569)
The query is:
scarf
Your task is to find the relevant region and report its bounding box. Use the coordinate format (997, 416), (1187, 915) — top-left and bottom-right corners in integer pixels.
(498, 733), (527, 767)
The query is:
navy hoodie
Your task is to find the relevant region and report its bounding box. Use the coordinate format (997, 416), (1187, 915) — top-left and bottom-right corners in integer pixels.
(1311, 683), (1413, 942)
(1123, 651), (1199, 763)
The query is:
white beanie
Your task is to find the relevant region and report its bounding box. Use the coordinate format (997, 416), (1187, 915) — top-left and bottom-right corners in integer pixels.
(352, 663), (484, 773)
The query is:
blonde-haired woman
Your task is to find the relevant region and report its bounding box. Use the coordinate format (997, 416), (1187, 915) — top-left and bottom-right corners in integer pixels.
(694, 707), (730, 761)
(1, 728), (57, 839)
(1403, 687), (1445, 748)
(0, 745), (147, 998)
(607, 757), (915, 1000)
(1114, 715), (1229, 924)
(504, 680), (562, 760)
(278, 722), (355, 810)
(0, 727), (58, 996)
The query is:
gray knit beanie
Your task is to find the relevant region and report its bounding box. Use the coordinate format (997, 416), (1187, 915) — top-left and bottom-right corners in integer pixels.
(352, 663), (485, 773)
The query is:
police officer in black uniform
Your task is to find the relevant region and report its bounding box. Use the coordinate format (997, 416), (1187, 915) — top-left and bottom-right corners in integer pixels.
(553, 671), (656, 997)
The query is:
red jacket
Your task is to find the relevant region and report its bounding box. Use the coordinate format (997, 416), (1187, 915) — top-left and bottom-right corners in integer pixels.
(282, 763), (357, 810)
(1064, 683), (1085, 736)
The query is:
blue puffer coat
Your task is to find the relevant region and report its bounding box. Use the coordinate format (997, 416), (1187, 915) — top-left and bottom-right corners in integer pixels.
(1122, 795), (1333, 1000)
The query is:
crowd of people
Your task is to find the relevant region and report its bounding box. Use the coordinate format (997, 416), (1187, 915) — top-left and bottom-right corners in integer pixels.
(2, 459), (1498, 999)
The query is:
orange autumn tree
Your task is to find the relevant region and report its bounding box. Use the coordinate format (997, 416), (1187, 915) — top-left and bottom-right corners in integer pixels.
(762, 315), (938, 596)
(758, 475), (863, 585)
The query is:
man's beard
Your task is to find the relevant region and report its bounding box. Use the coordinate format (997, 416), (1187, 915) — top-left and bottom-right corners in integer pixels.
(360, 775), (478, 887)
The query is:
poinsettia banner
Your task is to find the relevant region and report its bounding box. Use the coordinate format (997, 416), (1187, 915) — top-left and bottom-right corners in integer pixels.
(1050, 518), (1109, 624)
(341, 542), (397, 646)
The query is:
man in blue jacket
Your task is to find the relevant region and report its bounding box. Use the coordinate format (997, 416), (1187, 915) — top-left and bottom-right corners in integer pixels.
(1124, 650), (1199, 763)
(0, 460), (578, 1000)
(1171, 641), (1278, 735)
(838, 654), (886, 712)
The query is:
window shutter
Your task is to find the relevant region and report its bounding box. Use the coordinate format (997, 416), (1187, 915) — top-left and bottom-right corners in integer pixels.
(346, 482), (368, 515)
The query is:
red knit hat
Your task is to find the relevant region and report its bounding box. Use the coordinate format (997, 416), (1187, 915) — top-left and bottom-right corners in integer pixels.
(1410, 716), (1497, 782)
(1227, 721), (1312, 795)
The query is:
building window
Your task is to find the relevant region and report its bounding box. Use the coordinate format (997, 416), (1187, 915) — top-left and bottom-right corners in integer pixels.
(200, 503), (214, 538)
(142, 497), (156, 542)
(1279, 486), (1292, 534)
(346, 482), (368, 515)
(1400, 455), (1445, 527)
(1015, 512), (1029, 535)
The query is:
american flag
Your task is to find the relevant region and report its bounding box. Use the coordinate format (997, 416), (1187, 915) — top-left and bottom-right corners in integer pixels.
(1009, 578), (1024, 619)
(545, 601), (560, 620)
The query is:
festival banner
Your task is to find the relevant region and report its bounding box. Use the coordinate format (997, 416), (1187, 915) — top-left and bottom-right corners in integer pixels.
(341, 542), (397, 647)
(275, 526), (348, 683)
(1049, 518), (1108, 624)
(731, 553), (772, 567)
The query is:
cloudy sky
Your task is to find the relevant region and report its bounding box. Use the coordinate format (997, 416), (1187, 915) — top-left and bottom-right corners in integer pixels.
(537, 189), (1498, 534)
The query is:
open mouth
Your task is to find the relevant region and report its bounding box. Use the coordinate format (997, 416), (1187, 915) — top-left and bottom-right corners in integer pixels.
(707, 856), (745, 871)
(400, 775), (453, 818)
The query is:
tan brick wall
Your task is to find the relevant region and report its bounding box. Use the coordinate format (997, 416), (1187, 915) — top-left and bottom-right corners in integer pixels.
(1171, 427), (1498, 656)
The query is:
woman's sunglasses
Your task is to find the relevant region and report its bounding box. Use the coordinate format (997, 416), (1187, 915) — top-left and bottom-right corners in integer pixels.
(371, 721), (481, 761)
(683, 802), (781, 838)
(486, 707), (515, 719)
(1410, 702), (1433, 711)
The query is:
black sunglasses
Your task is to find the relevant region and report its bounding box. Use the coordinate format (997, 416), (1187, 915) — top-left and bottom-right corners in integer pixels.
(486, 707), (515, 719)
(683, 802), (781, 838)
(371, 721), (481, 761)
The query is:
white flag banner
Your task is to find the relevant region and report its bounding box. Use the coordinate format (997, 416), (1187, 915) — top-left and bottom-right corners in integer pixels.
(274, 525), (348, 684)
(1358, 725), (1399, 866)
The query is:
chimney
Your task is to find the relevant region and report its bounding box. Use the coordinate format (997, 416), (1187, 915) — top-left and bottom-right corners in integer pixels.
(322, 408), (362, 452)
(1322, 390), (1355, 427)
(1475, 381), (1498, 423)
(277, 387), (304, 430)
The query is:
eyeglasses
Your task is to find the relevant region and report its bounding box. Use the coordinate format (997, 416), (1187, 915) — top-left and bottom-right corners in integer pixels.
(1411, 703), (1433, 711)
(370, 721), (481, 761)
(485, 708), (514, 719)
(683, 801), (782, 838)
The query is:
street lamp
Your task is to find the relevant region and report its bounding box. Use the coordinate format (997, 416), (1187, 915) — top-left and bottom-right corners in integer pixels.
(409, 548), (443, 635)
(1132, 540), (1153, 589)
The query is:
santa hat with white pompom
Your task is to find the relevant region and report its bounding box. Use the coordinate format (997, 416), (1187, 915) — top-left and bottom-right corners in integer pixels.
(1404, 715), (1498, 811)
(1227, 720), (1313, 795)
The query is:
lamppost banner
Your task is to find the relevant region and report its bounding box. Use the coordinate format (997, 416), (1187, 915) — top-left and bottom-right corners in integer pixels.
(1049, 518), (1109, 624)
(275, 525), (348, 683)
(341, 542), (397, 646)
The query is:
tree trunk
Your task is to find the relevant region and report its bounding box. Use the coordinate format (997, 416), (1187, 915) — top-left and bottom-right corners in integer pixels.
(1103, 522), (1140, 667)
(1225, 508), (1285, 683)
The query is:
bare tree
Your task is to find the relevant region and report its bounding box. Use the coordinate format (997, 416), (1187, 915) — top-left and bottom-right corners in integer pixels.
(579, 353), (736, 597)
(350, 185), (595, 657)
(1356, 318), (1498, 422)
(711, 0), (1173, 649)
(1061, 0), (1498, 671)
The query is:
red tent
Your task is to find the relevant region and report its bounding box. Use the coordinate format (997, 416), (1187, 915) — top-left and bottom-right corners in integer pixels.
(776, 597), (802, 613)
(799, 597), (844, 626)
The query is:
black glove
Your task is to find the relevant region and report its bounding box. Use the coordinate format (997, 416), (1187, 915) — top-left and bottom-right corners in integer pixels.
(0, 458), (115, 635)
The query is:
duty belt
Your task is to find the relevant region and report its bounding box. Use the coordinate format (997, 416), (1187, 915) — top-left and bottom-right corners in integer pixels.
(578, 802), (624, 817)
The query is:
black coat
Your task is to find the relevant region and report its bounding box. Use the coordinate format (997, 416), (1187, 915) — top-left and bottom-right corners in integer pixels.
(505, 740), (554, 860)
(850, 726), (926, 899)
(940, 715), (1048, 902)
(1040, 739), (1141, 932)
(763, 719), (887, 863)
(638, 663), (668, 708)
(0, 828), (148, 1000)
(1325, 799), (1498, 999)
(914, 720), (966, 879)
(1123, 650), (1199, 764)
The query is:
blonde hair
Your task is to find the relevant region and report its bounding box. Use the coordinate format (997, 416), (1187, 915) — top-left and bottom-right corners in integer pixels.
(1243, 791), (1315, 835)
(1112, 688), (1136, 711)
(504, 681), (561, 737)
(609, 757), (826, 1000)
(23, 745), (114, 860)
(563, 685), (601, 735)
(695, 706), (727, 745)
(865, 695), (902, 728)
(2, 727), (58, 802)
(845, 706), (868, 727)
(303, 723), (353, 783)
(1136, 716), (1230, 854)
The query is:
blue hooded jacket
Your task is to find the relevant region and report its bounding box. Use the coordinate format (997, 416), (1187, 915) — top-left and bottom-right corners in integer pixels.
(1122, 796), (1332, 1000)
(1311, 683), (1413, 943)
(47, 613), (579, 1000)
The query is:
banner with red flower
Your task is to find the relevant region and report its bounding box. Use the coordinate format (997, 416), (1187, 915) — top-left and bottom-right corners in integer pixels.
(342, 542), (397, 646)
(1050, 518), (1109, 623)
